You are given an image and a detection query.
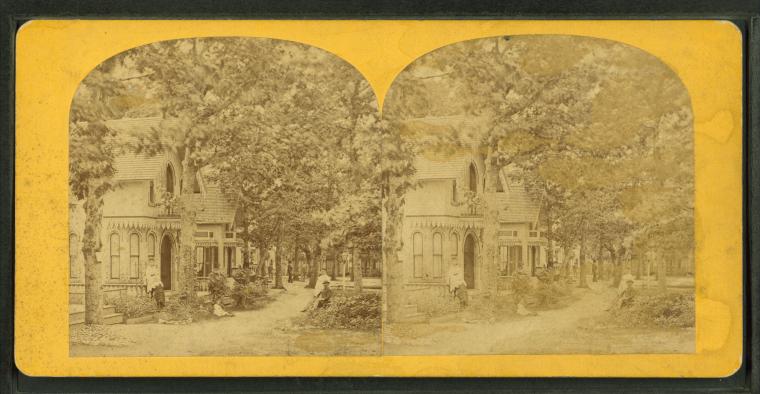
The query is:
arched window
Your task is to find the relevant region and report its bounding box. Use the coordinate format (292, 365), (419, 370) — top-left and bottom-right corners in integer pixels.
(165, 164), (175, 195)
(432, 232), (443, 278)
(148, 233), (156, 265)
(412, 232), (423, 278)
(468, 163), (478, 193)
(110, 233), (120, 279)
(69, 233), (78, 279)
(129, 233), (140, 278)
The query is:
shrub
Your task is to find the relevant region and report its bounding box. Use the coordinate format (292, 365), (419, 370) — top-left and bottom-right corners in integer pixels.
(611, 291), (695, 328)
(528, 280), (572, 309)
(306, 291), (380, 330)
(158, 298), (213, 324)
(230, 277), (269, 309)
(504, 274), (573, 311)
(510, 273), (532, 305)
(232, 268), (253, 285)
(110, 293), (156, 319)
(208, 271), (229, 303)
(158, 298), (196, 323)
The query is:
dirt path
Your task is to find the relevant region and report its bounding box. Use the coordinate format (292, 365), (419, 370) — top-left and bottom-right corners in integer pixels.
(70, 281), (381, 357)
(384, 282), (694, 355)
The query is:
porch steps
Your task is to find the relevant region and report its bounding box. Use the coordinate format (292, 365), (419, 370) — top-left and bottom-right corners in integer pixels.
(69, 304), (124, 328)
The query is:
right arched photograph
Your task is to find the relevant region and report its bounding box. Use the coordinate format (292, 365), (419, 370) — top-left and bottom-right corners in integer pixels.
(381, 35), (695, 355)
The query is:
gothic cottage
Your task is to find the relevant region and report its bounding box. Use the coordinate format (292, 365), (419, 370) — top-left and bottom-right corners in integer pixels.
(398, 116), (549, 314)
(69, 117), (243, 303)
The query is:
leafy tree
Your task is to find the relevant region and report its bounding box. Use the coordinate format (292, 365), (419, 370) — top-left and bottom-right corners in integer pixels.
(384, 35), (694, 309)
(70, 60), (137, 323)
(203, 41), (382, 292)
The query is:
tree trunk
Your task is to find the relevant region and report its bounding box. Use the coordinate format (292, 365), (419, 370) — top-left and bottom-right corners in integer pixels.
(244, 240), (252, 269)
(331, 248), (339, 280)
(578, 232), (589, 288)
(353, 247), (363, 293)
(546, 211), (555, 269)
(481, 148), (501, 304)
(383, 175), (406, 323)
(307, 246), (320, 289)
(81, 193), (104, 324)
(258, 244), (268, 277)
(292, 245), (299, 279)
(593, 243), (603, 282)
(658, 257), (667, 292)
(607, 247), (620, 288)
(304, 247), (316, 289)
(612, 246), (625, 288)
(635, 257), (642, 279)
(179, 155), (198, 303)
(274, 228), (284, 289)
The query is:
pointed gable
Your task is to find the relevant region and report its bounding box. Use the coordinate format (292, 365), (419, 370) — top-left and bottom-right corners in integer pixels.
(105, 117), (179, 181)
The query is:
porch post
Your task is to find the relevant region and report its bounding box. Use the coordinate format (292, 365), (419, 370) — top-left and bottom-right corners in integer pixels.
(217, 227), (224, 275)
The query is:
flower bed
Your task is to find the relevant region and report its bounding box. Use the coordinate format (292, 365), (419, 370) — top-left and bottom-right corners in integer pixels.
(306, 291), (381, 330)
(611, 290), (694, 328)
(110, 293), (156, 319)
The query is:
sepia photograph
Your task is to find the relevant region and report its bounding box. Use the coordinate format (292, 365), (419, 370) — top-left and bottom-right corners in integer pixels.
(66, 32), (699, 359)
(381, 35), (695, 355)
(68, 37), (383, 356)
(10, 18), (742, 378)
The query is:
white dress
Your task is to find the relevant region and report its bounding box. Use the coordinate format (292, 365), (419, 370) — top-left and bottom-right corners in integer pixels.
(447, 270), (467, 292)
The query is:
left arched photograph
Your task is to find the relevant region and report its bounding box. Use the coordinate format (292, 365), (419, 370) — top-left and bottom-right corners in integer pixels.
(68, 37), (383, 357)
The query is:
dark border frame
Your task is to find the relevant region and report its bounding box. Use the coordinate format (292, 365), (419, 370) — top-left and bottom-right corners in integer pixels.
(1, 1), (758, 392)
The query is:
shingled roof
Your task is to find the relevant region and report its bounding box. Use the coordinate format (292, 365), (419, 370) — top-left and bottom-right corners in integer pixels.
(105, 117), (177, 181)
(104, 117), (238, 225)
(495, 185), (541, 224)
(188, 183), (237, 224)
(413, 154), (471, 180)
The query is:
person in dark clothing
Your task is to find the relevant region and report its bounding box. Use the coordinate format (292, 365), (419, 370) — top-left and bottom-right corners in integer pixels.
(151, 281), (165, 309)
(287, 263), (294, 283)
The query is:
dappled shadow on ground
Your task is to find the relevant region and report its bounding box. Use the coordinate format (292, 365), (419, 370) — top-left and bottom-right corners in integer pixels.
(384, 282), (694, 355)
(70, 281), (381, 357)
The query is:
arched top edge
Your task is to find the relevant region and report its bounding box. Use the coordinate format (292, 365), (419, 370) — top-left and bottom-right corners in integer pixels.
(71, 36), (380, 116)
(381, 33), (692, 114)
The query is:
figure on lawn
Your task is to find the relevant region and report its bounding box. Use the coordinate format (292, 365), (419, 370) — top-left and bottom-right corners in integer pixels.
(302, 270), (333, 312)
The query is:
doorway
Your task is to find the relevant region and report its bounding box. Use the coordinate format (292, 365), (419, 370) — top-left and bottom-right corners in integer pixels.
(160, 235), (173, 290)
(464, 234), (476, 289)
